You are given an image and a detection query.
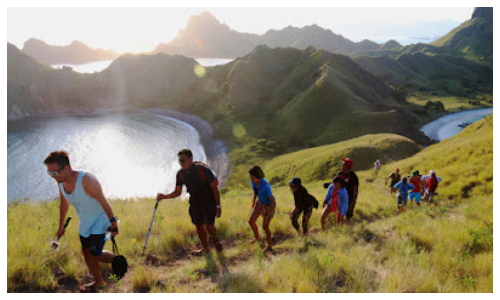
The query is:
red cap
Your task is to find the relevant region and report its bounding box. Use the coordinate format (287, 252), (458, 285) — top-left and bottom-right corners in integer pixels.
(342, 157), (353, 168)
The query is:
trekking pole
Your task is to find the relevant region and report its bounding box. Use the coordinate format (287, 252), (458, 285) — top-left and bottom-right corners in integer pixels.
(142, 200), (159, 257)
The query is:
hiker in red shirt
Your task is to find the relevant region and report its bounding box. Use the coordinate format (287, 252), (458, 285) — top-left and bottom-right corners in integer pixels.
(408, 170), (423, 206)
(422, 170), (442, 204)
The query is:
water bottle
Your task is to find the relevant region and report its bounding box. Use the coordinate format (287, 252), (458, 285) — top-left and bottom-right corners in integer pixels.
(105, 219), (120, 241)
(104, 230), (113, 241)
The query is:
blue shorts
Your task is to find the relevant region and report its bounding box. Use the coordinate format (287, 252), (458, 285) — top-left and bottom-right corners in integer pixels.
(409, 192), (421, 203)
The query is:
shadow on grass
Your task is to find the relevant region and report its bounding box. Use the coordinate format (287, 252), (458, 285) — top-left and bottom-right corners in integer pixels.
(217, 272), (264, 292)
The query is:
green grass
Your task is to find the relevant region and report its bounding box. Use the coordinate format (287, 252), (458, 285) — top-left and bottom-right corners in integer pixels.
(7, 117), (492, 292)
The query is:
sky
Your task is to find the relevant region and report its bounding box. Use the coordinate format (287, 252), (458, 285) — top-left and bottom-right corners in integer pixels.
(7, 6), (475, 54)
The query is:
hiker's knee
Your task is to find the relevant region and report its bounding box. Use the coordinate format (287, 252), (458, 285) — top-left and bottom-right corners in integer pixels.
(196, 224), (206, 233)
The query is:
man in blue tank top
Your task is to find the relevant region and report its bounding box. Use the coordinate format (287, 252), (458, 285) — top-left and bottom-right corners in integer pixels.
(44, 151), (119, 292)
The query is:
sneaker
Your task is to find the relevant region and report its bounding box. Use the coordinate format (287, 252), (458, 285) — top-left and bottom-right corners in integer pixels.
(191, 249), (206, 256)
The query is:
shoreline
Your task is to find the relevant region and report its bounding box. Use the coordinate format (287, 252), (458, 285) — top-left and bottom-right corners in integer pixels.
(146, 108), (231, 186)
(419, 107), (493, 142)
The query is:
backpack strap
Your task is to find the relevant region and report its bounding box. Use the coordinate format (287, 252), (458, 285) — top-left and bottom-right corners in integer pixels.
(111, 236), (120, 255)
(198, 164), (208, 184)
(179, 163), (207, 185)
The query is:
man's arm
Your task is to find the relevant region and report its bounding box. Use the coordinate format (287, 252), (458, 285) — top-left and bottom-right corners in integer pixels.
(158, 185), (182, 201)
(385, 174), (391, 185)
(57, 190), (69, 237)
(323, 185), (333, 207)
(352, 186), (358, 205)
(82, 173), (118, 233)
(210, 181), (222, 217)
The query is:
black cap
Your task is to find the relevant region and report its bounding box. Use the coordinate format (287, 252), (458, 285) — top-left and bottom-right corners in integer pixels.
(289, 177), (301, 186)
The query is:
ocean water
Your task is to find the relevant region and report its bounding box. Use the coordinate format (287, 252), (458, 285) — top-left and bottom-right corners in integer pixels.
(7, 112), (206, 202)
(420, 108), (493, 142)
(51, 60), (114, 73)
(51, 58), (233, 73)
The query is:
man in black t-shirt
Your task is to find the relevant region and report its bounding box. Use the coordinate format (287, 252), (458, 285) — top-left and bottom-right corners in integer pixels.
(385, 168), (401, 194)
(157, 149), (222, 256)
(335, 158), (359, 225)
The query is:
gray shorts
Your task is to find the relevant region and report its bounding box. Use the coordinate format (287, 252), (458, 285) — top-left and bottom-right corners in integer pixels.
(424, 190), (436, 202)
(397, 194), (408, 206)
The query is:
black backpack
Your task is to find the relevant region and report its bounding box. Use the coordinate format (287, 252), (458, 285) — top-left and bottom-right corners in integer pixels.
(308, 194), (319, 209)
(111, 237), (128, 279)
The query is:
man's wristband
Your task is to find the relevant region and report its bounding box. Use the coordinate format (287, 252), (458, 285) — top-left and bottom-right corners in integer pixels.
(109, 216), (118, 223)
(216, 205), (222, 209)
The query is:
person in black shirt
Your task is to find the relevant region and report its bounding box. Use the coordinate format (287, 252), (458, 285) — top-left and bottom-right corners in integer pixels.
(157, 149), (222, 256)
(335, 158), (359, 225)
(288, 177), (317, 236)
(385, 168), (401, 194)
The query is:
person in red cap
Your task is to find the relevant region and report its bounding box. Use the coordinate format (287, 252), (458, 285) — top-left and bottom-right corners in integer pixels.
(334, 158), (359, 225)
(385, 168), (401, 194)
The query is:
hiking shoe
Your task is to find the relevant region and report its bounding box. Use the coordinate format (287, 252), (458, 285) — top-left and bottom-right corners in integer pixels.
(191, 249), (206, 257)
(80, 282), (104, 293)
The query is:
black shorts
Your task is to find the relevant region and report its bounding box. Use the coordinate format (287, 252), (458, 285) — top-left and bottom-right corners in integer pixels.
(80, 234), (106, 256)
(189, 201), (216, 226)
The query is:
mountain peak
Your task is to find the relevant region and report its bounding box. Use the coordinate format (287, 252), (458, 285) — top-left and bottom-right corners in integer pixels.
(24, 38), (46, 47)
(185, 11), (224, 31)
(472, 7), (493, 21)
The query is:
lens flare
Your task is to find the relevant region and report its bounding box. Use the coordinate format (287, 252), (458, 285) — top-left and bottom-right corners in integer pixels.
(232, 123), (246, 138)
(194, 64), (206, 78)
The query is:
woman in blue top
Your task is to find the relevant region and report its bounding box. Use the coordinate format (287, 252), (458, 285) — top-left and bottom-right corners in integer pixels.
(248, 165), (276, 252)
(394, 177), (415, 214)
(321, 176), (349, 230)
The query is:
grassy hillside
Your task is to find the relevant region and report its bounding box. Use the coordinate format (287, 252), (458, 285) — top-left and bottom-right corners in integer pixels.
(7, 117), (492, 292)
(354, 53), (493, 98)
(225, 133), (420, 189)
(201, 46), (429, 148)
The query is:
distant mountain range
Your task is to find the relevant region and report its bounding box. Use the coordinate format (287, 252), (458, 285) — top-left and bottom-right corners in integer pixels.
(22, 38), (119, 65)
(7, 42), (429, 146)
(151, 11), (403, 58)
(152, 8), (492, 66)
(19, 8), (491, 68)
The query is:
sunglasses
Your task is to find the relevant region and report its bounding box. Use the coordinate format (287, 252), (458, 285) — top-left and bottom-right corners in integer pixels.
(178, 158), (190, 164)
(289, 185), (296, 188)
(47, 165), (65, 177)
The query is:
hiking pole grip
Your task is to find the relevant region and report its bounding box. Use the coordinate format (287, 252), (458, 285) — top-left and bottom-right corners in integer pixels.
(142, 200), (159, 257)
(57, 216), (72, 240)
